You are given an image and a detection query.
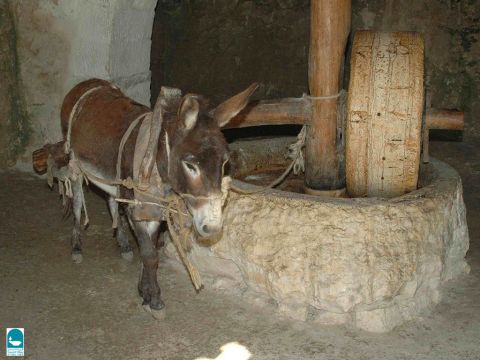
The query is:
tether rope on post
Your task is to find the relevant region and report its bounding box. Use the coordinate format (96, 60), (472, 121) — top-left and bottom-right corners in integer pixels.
(229, 90), (347, 195)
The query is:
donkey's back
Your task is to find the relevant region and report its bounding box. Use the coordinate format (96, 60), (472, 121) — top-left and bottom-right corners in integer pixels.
(61, 78), (150, 181)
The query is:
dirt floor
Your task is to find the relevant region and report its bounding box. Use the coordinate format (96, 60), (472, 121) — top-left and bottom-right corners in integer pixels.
(0, 141), (479, 360)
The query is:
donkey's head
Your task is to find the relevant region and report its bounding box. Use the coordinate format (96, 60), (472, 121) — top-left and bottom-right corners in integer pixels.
(161, 84), (258, 238)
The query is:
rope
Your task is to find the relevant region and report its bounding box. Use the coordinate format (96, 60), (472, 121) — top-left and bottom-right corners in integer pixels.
(288, 125), (306, 175)
(56, 81), (205, 289)
(229, 89), (347, 195)
(166, 197), (203, 290)
(64, 86), (104, 154)
(228, 121), (304, 195)
(302, 90), (345, 100)
(81, 160), (203, 289)
(77, 163), (146, 190)
(229, 159), (296, 195)
(55, 83), (348, 290)
(116, 112), (150, 183)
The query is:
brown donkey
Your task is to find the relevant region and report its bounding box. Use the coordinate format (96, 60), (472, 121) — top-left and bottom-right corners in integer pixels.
(55, 78), (258, 317)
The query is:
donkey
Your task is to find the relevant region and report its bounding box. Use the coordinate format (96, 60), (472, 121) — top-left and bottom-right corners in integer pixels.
(60, 78), (258, 317)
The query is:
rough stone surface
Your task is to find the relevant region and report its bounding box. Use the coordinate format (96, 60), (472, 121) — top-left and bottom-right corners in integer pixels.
(151, 0), (310, 104)
(166, 140), (469, 333)
(0, 0), (30, 168)
(9, 0), (157, 168)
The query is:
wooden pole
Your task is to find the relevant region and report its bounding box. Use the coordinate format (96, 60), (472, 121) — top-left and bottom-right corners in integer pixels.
(305, 0), (351, 191)
(422, 109), (464, 163)
(426, 109), (464, 130)
(227, 100), (464, 132)
(225, 98), (310, 129)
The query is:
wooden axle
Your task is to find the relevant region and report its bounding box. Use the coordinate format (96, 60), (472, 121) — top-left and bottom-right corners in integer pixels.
(426, 109), (464, 130)
(229, 100), (463, 132)
(228, 96), (463, 169)
(422, 109), (464, 163)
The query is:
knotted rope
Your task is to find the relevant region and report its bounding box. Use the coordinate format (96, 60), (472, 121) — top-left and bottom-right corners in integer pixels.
(64, 86), (104, 154)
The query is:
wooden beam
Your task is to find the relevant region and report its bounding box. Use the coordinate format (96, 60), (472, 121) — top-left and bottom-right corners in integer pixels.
(305, 0), (351, 191)
(422, 109), (464, 163)
(225, 98), (310, 129)
(426, 109), (464, 130)
(227, 101), (464, 131)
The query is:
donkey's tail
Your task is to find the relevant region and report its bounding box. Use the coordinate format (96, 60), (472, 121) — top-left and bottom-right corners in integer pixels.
(32, 141), (73, 220)
(32, 141), (69, 174)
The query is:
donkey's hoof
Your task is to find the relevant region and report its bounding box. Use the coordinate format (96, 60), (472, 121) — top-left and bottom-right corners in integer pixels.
(71, 252), (83, 264)
(142, 304), (166, 320)
(121, 250), (134, 262)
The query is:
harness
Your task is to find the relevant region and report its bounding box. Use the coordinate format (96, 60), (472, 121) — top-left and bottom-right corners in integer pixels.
(54, 83), (229, 290)
(50, 82), (308, 290)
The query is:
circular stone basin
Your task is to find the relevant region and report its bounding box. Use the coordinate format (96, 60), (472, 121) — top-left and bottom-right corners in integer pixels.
(165, 137), (470, 332)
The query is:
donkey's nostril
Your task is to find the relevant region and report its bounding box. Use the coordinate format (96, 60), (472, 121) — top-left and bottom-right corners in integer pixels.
(202, 224), (209, 233)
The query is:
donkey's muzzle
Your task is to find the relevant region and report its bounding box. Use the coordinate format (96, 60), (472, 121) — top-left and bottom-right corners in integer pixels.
(189, 196), (223, 238)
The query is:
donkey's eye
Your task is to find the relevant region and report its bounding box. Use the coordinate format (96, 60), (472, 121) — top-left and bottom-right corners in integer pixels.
(182, 161), (200, 177)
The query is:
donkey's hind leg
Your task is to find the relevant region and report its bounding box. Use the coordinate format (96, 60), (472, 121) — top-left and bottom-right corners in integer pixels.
(108, 197), (133, 261)
(71, 178), (84, 264)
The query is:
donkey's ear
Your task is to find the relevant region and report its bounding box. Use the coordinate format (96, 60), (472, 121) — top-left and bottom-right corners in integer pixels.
(213, 83), (259, 127)
(178, 95), (200, 131)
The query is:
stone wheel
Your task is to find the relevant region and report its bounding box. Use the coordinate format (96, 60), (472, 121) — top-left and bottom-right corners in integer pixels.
(346, 31), (424, 197)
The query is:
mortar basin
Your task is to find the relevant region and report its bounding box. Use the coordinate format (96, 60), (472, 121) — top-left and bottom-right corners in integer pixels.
(166, 137), (469, 332)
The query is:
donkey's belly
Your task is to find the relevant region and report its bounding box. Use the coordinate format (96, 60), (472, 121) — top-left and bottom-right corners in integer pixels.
(76, 158), (118, 197)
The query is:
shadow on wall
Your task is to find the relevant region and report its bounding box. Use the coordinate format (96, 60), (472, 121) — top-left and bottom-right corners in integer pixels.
(150, 0), (310, 105)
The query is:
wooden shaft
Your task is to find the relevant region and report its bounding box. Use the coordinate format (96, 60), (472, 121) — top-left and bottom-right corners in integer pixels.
(305, 0), (351, 190)
(226, 98), (310, 129)
(422, 109), (464, 164)
(426, 109), (464, 130)
(226, 98), (465, 132)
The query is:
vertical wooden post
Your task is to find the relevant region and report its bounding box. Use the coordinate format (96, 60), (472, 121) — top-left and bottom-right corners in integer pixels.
(305, 0), (351, 192)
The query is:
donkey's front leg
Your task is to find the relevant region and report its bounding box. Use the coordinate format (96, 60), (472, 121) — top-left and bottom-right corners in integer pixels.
(71, 178), (84, 264)
(131, 220), (165, 319)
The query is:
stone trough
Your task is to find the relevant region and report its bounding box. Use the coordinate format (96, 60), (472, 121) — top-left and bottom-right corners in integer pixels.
(166, 137), (469, 333)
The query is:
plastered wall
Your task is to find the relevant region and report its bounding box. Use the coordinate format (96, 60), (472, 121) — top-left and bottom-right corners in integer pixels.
(4, 0), (157, 168)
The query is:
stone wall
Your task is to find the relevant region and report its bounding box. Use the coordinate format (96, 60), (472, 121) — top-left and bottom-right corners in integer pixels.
(151, 0), (310, 103)
(0, 0), (30, 168)
(151, 0), (479, 143)
(5, 0), (157, 168)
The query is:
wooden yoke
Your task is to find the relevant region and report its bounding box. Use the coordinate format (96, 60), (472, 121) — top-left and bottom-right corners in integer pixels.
(305, 0), (351, 192)
(139, 95), (163, 184)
